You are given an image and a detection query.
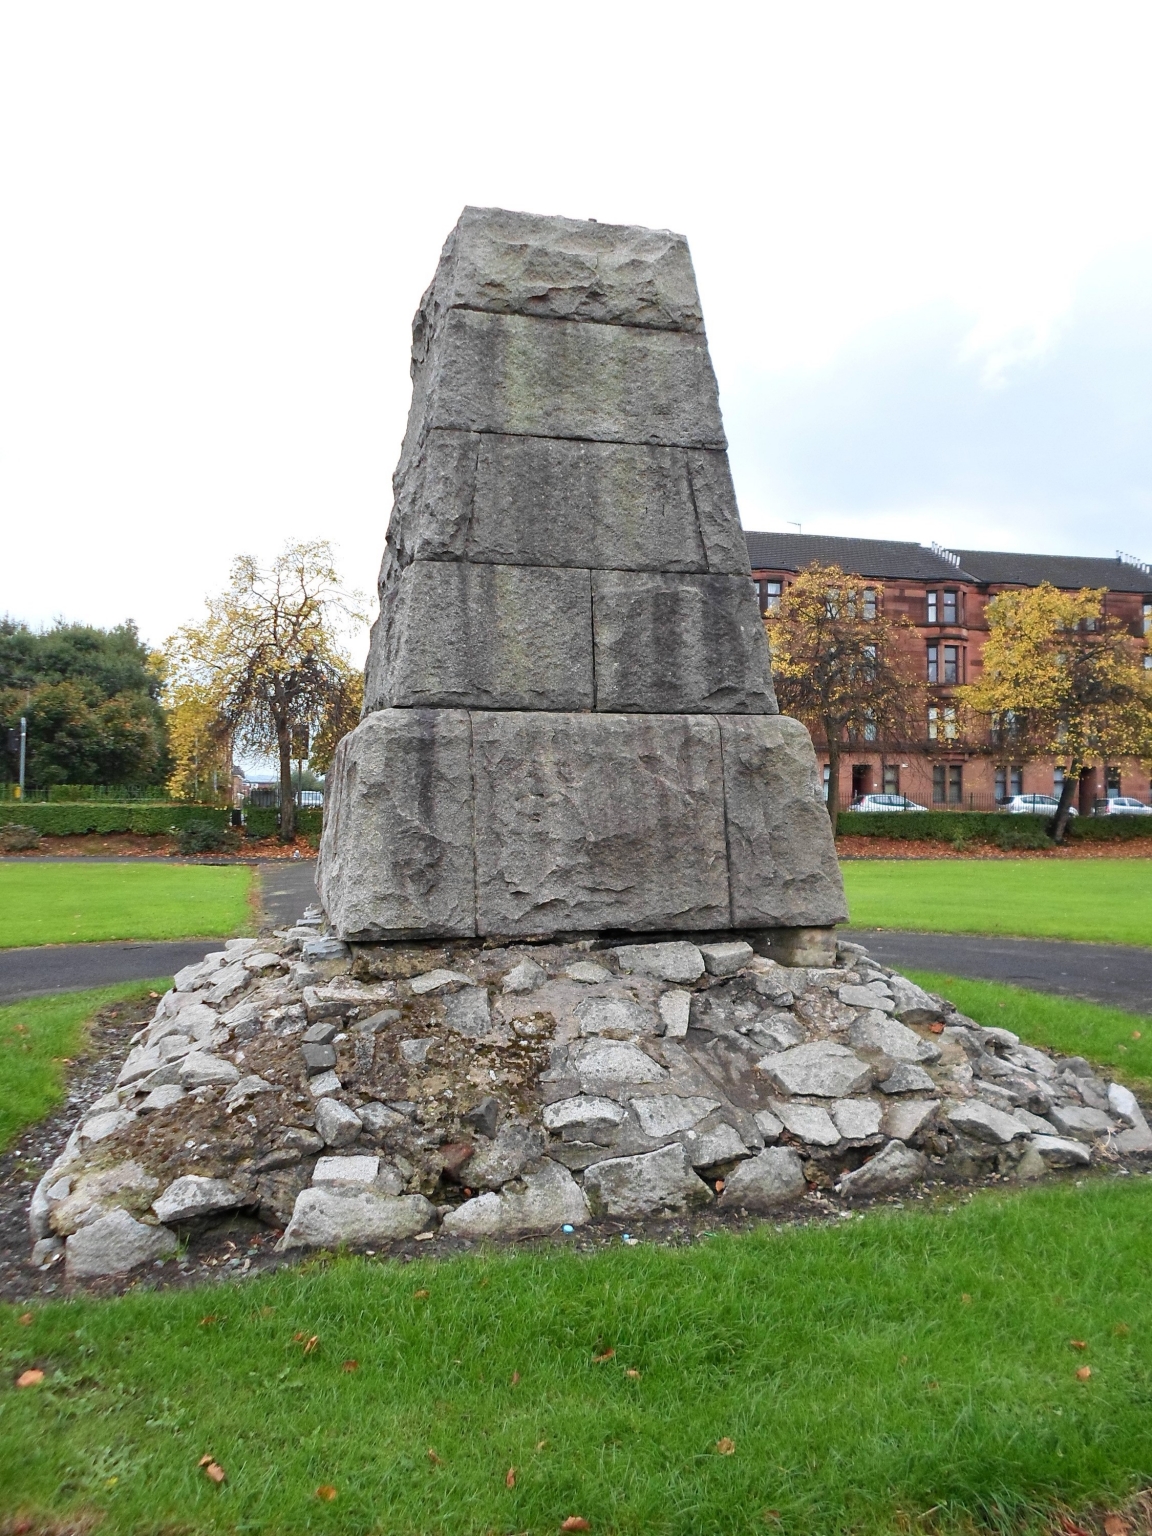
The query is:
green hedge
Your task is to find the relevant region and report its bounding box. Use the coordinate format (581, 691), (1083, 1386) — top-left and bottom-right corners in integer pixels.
(0, 804), (323, 838)
(837, 810), (1152, 847)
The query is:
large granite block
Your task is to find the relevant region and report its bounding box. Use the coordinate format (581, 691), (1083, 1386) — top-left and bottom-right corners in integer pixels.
(365, 560), (593, 712)
(384, 429), (479, 570)
(592, 571), (777, 713)
(719, 715), (849, 928)
(686, 450), (753, 576)
(470, 711), (730, 935)
(418, 205), (704, 333)
(317, 710), (476, 941)
(415, 308), (726, 450)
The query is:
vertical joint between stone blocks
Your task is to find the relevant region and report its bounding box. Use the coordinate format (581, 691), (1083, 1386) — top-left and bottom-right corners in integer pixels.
(715, 718), (736, 929)
(466, 710), (481, 939)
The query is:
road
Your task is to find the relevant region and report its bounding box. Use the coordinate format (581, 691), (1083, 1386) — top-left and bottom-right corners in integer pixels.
(847, 928), (1152, 1016)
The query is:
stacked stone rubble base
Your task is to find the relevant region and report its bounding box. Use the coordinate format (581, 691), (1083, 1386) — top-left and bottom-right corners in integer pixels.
(318, 707), (847, 944)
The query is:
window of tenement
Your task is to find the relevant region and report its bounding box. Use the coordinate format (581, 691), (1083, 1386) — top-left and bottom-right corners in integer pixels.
(927, 706), (957, 741)
(882, 764), (899, 795)
(862, 588), (877, 619)
(943, 644), (960, 683)
(757, 580), (782, 614)
(927, 643), (938, 682)
(926, 590), (938, 623)
(942, 589), (959, 623)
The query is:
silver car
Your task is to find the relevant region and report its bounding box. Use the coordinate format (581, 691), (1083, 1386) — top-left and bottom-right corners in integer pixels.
(1005, 794), (1078, 816)
(1094, 797), (1152, 815)
(849, 794), (928, 812)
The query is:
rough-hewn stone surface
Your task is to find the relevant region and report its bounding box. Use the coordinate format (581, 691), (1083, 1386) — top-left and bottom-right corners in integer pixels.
(591, 571), (775, 713)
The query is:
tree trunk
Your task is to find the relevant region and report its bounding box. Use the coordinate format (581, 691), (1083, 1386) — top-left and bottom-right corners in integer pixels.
(825, 732), (842, 826)
(1052, 765), (1080, 844)
(277, 721), (296, 841)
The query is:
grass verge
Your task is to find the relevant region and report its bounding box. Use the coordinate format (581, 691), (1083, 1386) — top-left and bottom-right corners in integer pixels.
(0, 863), (253, 948)
(905, 969), (1152, 1087)
(841, 859), (1152, 946)
(0, 980), (170, 1149)
(3, 1181), (1152, 1534)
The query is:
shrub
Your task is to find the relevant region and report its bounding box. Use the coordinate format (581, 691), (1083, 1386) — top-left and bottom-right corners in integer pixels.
(837, 808), (1152, 848)
(176, 819), (242, 855)
(0, 803), (322, 838)
(0, 822), (42, 852)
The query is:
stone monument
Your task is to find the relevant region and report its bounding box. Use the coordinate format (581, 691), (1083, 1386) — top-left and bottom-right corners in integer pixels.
(319, 207), (847, 955)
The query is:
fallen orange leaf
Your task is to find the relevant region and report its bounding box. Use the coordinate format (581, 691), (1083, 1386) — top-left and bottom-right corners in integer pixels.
(561, 1520), (591, 1532)
(413, 1288), (430, 1299)
(592, 1348), (615, 1363)
(506, 1466), (516, 1488)
(428, 1448), (442, 1465)
(1076, 1366), (1092, 1381)
(511, 1370), (521, 1385)
(714, 1178), (725, 1192)
(16, 1369), (44, 1388)
(716, 1437), (736, 1455)
(199, 1315), (218, 1327)
(342, 1359), (358, 1372)
(1060, 1518), (1092, 1536)
(536, 1440), (548, 1451)
(928, 1022), (945, 1034)
(1132, 1031), (1142, 1040)
(625, 1368), (641, 1380)
(1070, 1339), (1087, 1350)
(17, 1313), (33, 1327)
(1103, 1515), (1130, 1536)
(316, 1485), (337, 1501)
(198, 1457), (226, 1484)
(302, 1335), (319, 1354)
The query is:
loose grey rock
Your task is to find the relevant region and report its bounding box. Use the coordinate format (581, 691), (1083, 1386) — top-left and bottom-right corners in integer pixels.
(878, 1063), (938, 1095)
(849, 1014), (941, 1064)
(225, 937), (263, 957)
(1047, 1104), (1115, 1141)
(302, 1042), (337, 1074)
(698, 940), (754, 976)
(139, 1083), (187, 1114)
(283, 1127), (326, 1154)
(503, 958), (547, 993)
(399, 1038), (434, 1065)
(758, 1041), (872, 1098)
(839, 984), (895, 1012)
(441, 1160), (590, 1236)
(303, 1021), (339, 1045)
(614, 941), (705, 983)
(411, 968), (474, 994)
(1030, 1135), (1092, 1167)
(65, 1209), (177, 1278)
(575, 996), (653, 1038)
(315, 1097), (363, 1147)
(882, 1099), (938, 1141)
(771, 1101), (839, 1147)
(153, 1176), (250, 1223)
(79, 1110), (136, 1143)
(178, 1052), (240, 1090)
(301, 936), (350, 963)
(573, 1040), (668, 1094)
(837, 1140), (927, 1199)
(313, 1155), (381, 1186)
(117, 1048), (163, 1087)
(944, 1099), (1031, 1144)
(223, 1075), (275, 1105)
(542, 1096), (627, 1132)
(630, 1095), (720, 1138)
(681, 1122), (749, 1167)
(244, 951), (283, 971)
(204, 963), (250, 1007)
(718, 1147), (806, 1209)
(443, 988), (492, 1037)
(357, 1008), (401, 1034)
(462, 1096), (501, 1139)
(565, 960), (613, 984)
(658, 989), (691, 1038)
(31, 1237), (63, 1267)
(279, 1189), (437, 1249)
(358, 1102), (412, 1138)
(831, 1098), (883, 1140)
(887, 976), (945, 1025)
(1107, 1082), (1150, 1131)
(583, 1142), (713, 1217)
(49, 1161), (159, 1237)
(753, 1108), (784, 1142)
(309, 1070), (343, 1097)
(465, 1123), (547, 1189)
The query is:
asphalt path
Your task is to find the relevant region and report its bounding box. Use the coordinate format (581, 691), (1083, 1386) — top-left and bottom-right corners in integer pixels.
(0, 860), (319, 1004)
(847, 928), (1152, 1016)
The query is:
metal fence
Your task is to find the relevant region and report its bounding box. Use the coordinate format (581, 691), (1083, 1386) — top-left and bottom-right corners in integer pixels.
(0, 783), (178, 804)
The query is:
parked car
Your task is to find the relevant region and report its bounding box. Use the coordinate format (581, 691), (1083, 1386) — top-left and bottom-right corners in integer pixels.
(1093, 797), (1152, 816)
(1004, 794), (1077, 816)
(848, 794), (928, 812)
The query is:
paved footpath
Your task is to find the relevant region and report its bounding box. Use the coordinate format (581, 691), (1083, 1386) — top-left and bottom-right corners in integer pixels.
(0, 861), (319, 1004)
(847, 928), (1152, 1016)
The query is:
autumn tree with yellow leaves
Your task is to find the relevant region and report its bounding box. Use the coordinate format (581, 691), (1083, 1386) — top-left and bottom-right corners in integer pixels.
(958, 582), (1152, 841)
(165, 542), (365, 839)
(764, 563), (924, 822)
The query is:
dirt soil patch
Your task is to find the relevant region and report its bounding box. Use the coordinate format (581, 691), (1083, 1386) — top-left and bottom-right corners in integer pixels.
(838, 835), (1152, 859)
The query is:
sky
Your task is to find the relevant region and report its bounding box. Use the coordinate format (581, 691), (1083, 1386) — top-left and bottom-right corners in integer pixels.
(2, 1), (1151, 667)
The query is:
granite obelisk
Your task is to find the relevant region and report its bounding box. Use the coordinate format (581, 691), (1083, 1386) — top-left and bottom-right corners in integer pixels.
(319, 207), (847, 947)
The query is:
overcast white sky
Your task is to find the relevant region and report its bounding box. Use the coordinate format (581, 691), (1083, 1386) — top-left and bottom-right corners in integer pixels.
(3, 1), (1151, 664)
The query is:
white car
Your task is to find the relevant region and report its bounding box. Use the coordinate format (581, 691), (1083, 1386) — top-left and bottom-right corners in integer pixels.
(1094, 797), (1152, 816)
(848, 794), (928, 812)
(1004, 794), (1077, 816)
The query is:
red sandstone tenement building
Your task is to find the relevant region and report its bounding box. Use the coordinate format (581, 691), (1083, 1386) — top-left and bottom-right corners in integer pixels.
(744, 532), (1152, 813)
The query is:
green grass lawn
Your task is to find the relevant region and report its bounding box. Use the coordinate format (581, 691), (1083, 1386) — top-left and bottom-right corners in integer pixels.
(0, 862), (254, 948)
(4, 1181), (1152, 1535)
(842, 858), (1152, 946)
(906, 970), (1152, 1087)
(0, 980), (170, 1149)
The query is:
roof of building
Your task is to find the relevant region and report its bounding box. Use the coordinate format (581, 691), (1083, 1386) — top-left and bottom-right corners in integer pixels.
(950, 549), (1152, 592)
(744, 530), (1152, 592)
(744, 531), (967, 581)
